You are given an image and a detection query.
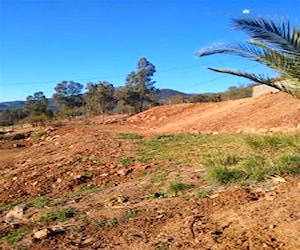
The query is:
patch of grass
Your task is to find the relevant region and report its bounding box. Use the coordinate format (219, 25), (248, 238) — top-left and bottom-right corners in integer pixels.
(38, 207), (77, 223)
(133, 133), (300, 185)
(155, 242), (169, 250)
(119, 157), (136, 165)
(150, 172), (168, 183)
(27, 195), (52, 208)
(78, 184), (101, 193)
(91, 217), (118, 228)
(0, 201), (20, 213)
(117, 133), (143, 140)
(245, 134), (298, 151)
(276, 154), (300, 175)
(123, 209), (138, 219)
(208, 166), (247, 184)
(196, 189), (210, 198)
(0, 229), (29, 245)
(31, 130), (46, 142)
(168, 182), (194, 196)
(91, 218), (107, 228)
(106, 218), (118, 227)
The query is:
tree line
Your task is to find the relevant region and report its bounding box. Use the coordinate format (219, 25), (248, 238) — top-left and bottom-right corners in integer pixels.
(0, 57), (158, 126)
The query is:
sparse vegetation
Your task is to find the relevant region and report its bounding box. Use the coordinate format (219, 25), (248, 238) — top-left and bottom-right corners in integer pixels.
(119, 157), (136, 165)
(0, 229), (29, 245)
(123, 208), (138, 219)
(38, 207), (77, 223)
(196, 189), (210, 198)
(27, 195), (52, 208)
(117, 133), (143, 140)
(168, 182), (194, 196)
(135, 133), (300, 184)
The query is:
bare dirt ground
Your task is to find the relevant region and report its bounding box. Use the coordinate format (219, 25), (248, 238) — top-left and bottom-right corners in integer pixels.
(0, 92), (300, 249)
(128, 92), (300, 134)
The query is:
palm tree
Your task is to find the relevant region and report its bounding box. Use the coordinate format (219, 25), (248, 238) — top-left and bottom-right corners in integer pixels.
(197, 18), (300, 99)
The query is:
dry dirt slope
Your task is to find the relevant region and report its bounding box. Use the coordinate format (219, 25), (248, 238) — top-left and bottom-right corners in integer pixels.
(128, 92), (300, 134)
(0, 92), (300, 249)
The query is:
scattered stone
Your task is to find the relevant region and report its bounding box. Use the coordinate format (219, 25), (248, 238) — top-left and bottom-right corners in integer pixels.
(4, 204), (27, 225)
(13, 143), (25, 148)
(33, 229), (50, 240)
(117, 168), (133, 176)
(209, 194), (219, 199)
(82, 237), (94, 245)
(270, 175), (286, 183)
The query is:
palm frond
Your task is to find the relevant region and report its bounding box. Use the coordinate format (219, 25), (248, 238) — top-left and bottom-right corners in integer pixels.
(207, 67), (300, 98)
(232, 18), (300, 56)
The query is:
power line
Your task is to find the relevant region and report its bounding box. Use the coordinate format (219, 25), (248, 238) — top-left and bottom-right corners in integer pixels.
(180, 64), (259, 91)
(0, 58), (239, 86)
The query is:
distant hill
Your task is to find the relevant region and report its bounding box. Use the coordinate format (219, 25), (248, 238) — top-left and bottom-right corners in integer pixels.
(0, 101), (25, 111)
(156, 89), (194, 102)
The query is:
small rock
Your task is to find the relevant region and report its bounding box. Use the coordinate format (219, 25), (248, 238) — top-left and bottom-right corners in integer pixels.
(50, 225), (65, 233)
(117, 168), (133, 176)
(33, 229), (50, 240)
(209, 194), (219, 199)
(4, 204), (27, 225)
(82, 237), (94, 245)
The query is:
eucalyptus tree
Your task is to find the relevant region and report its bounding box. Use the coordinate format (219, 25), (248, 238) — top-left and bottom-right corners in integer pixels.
(121, 57), (157, 113)
(85, 81), (116, 117)
(197, 18), (300, 98)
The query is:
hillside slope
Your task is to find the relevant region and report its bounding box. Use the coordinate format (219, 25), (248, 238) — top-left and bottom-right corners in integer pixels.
(128, 92), (300, 134)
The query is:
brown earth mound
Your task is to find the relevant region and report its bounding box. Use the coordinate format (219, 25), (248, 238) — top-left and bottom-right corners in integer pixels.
(0, 93), (300, 249)
(128, 92), (300, 134)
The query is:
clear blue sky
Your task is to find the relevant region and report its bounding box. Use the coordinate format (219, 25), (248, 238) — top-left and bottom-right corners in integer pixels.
(0, 0), (298, 102)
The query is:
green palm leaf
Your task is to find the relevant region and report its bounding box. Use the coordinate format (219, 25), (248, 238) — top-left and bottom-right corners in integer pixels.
(197, 18), (300, 98)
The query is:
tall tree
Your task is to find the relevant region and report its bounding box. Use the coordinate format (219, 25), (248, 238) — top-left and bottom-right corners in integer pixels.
(85, 81), (116, 117)
(25, 91), (48, 115)
(121, 57), (157, 113)
(197, 18), (300, 98)
(53, 81), (84, 109)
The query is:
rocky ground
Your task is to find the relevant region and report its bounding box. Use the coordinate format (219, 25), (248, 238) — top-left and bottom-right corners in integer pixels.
(0, 92), (300, 249)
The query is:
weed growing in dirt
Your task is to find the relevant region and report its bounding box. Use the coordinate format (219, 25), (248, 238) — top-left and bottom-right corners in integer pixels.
(0, 201), (20, 213)
(123, 208), (138, 219)
(27, 195), (52, 208)
(79, 183), (101, 193)
(31, 130), (46, 142)
(38, 207), (77, 223)
(168, 182), (194, 196)
(150, 171), (168, 183)
(119, 157), (136, 165)
(0, 229), (29, 245)
(91, 217), (118, 228)
(106, 218), (118, 227)
(117, 133), (143, 140)
(196, 189), (210, 198)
